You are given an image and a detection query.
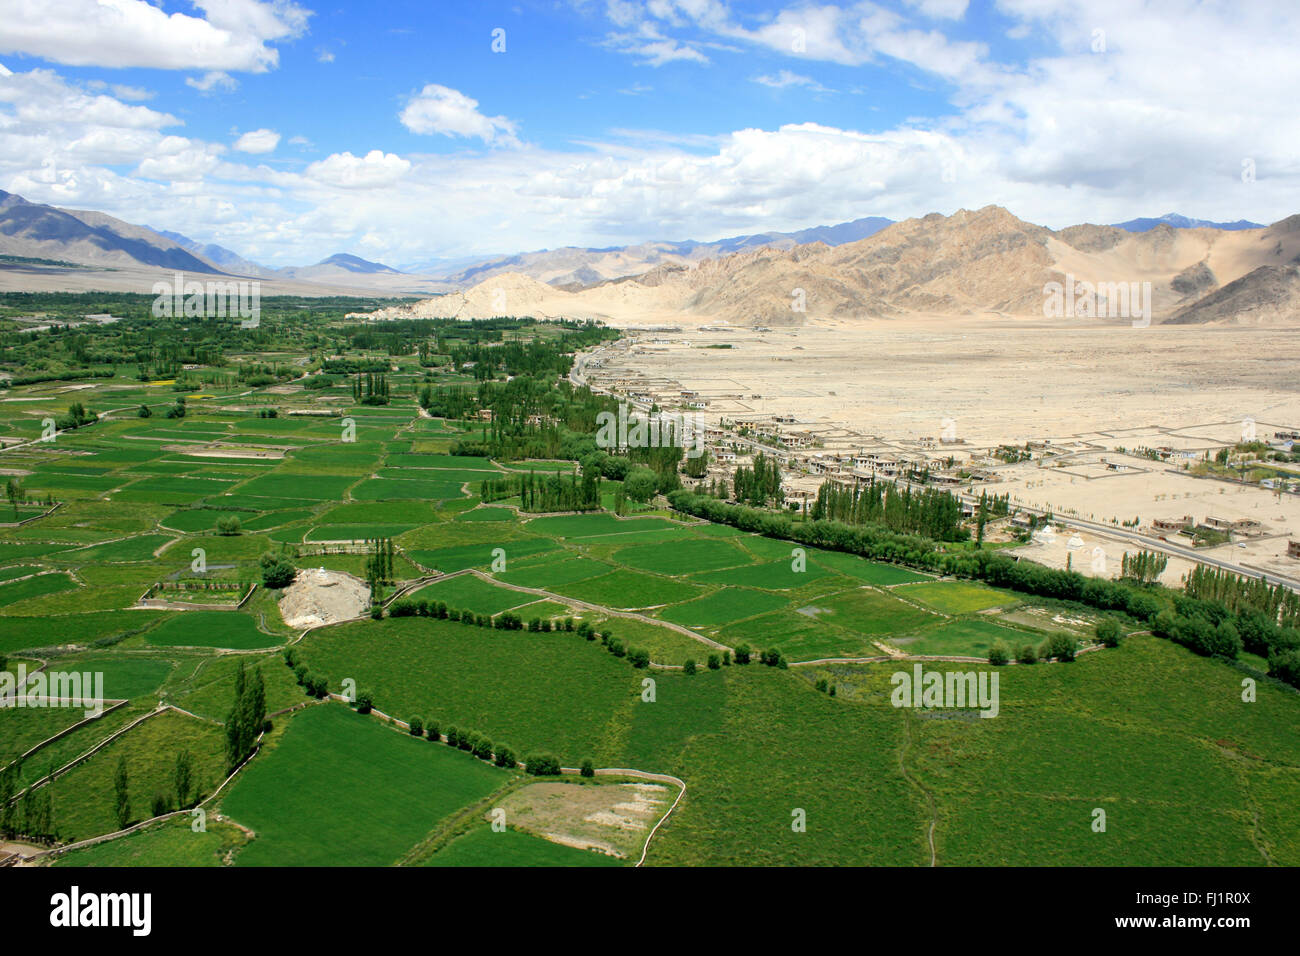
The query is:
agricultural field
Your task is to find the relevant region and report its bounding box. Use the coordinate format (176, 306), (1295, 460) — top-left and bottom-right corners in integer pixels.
(1, 302), (1295, 873)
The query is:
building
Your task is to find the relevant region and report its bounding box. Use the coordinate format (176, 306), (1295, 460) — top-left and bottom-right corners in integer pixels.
(1152, 515), (1193, 533)
(1288, 540), (1300, 559)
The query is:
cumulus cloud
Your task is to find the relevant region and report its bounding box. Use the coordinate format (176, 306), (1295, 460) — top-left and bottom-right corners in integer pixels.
(305, 150), (412, 189)
(0, 0), (308, 72)
(399, 85), (521, 147)
(233, 128), (280, 154)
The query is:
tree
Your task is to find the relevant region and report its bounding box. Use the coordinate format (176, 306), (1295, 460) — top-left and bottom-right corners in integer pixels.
(580, 759), (595, 778)
(408, 716), (423, 736)
(113, 755), (131, 830)
(174, 750), (194, 808)
(1017, 644), (1038, 664)
(624, 467), (658, 503)
(988, 642), (1010, 665)
(356, 689), (374, 714)
(259, 551), (296, 589)
(683, 658), (697, 675)
(4, 477), (23, 519)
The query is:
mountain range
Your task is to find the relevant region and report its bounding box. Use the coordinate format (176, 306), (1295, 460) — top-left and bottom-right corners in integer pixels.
(2, 188), (1297, 323)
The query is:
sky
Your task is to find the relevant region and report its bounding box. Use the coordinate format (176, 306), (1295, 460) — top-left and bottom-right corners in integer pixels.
(0, 0), (1297, 269)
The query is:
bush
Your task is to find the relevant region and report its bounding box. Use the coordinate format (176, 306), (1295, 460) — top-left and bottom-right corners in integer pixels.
(1268, 648), (1300, 688)
(683, 659), (697, 675)
(707, 654), (720, 670)
(426, 720), (439, 742)
(734, 644), (752, 665)
(1095, 618), (1123, 648)
(526, 753), (562, 776)
(472, 736), (494, 761)
(1041, 633), (1077, 662)
(494, 746), (516, 768)
(150, 792), (169, 817)
(627, 647), (650, 668)
(215, 516), (241, 536)
(988, 642), (1010, 666)
(760, 648), (787, 669)
(580, 759), (595, 778)
(1017, 644), (1037, 664)
(355, 689), (374, 714)
(444, 725), (458, 747)
(408, 716), (423, 736)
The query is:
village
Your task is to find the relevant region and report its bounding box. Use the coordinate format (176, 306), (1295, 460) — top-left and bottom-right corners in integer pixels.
(570, 329), (1300, 591)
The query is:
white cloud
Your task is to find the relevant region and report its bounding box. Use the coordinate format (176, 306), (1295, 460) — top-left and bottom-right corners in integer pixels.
(186, 71), (238, 93)
(110, 84), (153, 101)
(305, 150), (412, 189)
(233, 128), (280, 154)
(0, 0), (308, 72)
(399, 85), (521, 147)
(754, 69), (834, 92)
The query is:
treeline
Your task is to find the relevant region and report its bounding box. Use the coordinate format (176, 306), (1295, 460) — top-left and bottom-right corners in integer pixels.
(665, 490), (1300, 690)
(810, 475), (967, 542)
(480, 470), (601, 512)
(1184, 564), (1300, 628)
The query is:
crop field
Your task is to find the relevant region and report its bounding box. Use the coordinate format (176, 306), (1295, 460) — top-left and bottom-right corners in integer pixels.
(144, 612), (279, 650)
(1, 310), (1293, 872)
(220, 704), (507, 866)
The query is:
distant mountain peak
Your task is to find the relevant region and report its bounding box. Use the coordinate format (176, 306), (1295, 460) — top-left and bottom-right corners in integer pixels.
(315, 253), (402, 274)
(1111, 213), (1264, 233)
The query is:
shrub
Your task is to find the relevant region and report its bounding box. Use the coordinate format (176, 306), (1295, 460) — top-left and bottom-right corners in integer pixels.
(494, 746), (516, 768)
(1041, 634), (1077, 662)
(707, 654), (720, 670)
(1017, 644), (1037, 664)
(472, 736), (494, 761)
(627, 647), (650, 668)
(426, 720), (439, 742)
(526, 753), (562, 776)
(988, 642), (1010, 666)
(580, 759), (595, 778)
(408, 716), (423, 736)
(355, 689), (374, 714)
(1095, 618), (1123, 648)
(734, 644), (752, 665)
(444, 725), (459, 747)
(683, 659), (697, 675)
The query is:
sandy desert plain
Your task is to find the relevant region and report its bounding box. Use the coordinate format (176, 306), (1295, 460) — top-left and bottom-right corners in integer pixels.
(573, 310), (1300, 589)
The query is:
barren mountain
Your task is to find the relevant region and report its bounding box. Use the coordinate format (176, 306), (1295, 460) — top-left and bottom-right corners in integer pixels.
(360, 206), (1300, 327)
(0, 190), (223, 273)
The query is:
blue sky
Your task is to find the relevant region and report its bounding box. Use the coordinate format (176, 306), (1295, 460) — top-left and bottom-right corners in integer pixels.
(0, 1), (1296, 267)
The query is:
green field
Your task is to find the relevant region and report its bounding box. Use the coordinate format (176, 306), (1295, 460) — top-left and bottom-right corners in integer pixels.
(220, 704), (506, 866)
(145, 611), (279, 649)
